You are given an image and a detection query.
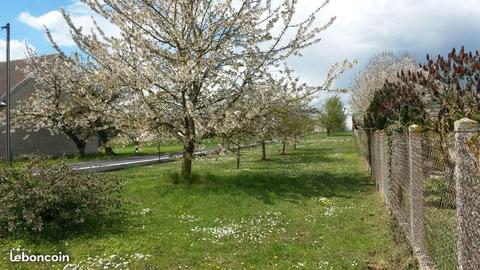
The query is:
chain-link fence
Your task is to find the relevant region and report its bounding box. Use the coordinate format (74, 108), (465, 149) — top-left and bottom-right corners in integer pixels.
(354, 119), (480, 270)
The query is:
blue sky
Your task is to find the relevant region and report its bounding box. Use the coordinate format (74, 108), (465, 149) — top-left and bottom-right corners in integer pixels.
(0, 1), (68, 54)
(2, 0), (480, 112)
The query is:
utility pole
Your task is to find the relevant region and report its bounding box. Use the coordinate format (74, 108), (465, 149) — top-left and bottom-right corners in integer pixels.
(2, 23), (11, 163)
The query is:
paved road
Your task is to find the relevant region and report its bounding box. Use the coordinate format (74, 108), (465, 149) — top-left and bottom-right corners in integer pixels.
(69, 147), (220, 173)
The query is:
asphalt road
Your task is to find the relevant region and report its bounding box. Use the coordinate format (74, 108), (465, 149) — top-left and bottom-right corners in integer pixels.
(69, 147), (219, 173)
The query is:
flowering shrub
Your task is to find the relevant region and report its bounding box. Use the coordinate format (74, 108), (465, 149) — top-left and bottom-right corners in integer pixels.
(0, 156), (124, 235)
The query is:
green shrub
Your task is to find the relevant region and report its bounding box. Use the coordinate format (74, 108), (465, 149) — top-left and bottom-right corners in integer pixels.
(0, 156), (124, 235)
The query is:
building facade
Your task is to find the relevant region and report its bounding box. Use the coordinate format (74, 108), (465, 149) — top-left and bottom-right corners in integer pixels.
(0, 58), (98, 159)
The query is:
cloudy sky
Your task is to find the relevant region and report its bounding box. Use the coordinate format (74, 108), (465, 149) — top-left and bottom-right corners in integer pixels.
(1, 0), (480, 113)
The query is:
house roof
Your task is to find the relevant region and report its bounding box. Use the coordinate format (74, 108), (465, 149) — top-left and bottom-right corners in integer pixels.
(0, 54), (59, 99)
(0, 58), (30, 98)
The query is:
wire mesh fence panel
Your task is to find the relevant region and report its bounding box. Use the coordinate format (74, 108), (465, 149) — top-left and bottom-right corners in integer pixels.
(389, 132), (412, 235)
(353, 129), (370, 163)
(421, 132), (458, 270)
(372, 132), (383, 192)
(370, 132), (379, 189)
(370, 133), (374, 175)
(380, 133), (390, 206)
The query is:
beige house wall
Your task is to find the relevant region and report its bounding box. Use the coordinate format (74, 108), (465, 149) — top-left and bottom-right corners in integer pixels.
(0, 78), (98, 158)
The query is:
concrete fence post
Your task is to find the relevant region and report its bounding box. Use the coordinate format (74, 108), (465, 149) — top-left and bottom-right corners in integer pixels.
(454, 118), (480, 270)
(409, 125), (423, 241)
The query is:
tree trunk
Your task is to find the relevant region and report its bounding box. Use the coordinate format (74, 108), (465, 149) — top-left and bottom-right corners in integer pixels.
(182, 113), (197, 178)
(281, 141), (286, 155)
(293, 142), (297, 150)
(236, 144), (241, 170)
(98, 130), (116, 156)
(261, 140), (267, 160)
(133, 139), (140, 155)
(182, 139), (195, 178)
(327, 128), (331, 136)
(64, 131), (87, 157)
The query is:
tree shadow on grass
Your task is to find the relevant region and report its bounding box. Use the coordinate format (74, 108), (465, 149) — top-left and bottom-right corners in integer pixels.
(270, 151), (336, 165)
(190, 138), (372, 205)
(254, 147), (339, 165)
(267, 146), (353, 166)
(200, 170), (374, 205)
(329, 132), (353, 137)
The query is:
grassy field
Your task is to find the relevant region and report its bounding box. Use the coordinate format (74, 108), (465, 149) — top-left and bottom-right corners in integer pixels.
(0, 133), (415, 269)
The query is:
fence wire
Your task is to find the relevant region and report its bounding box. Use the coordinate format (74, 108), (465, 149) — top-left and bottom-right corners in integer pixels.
(421, 132), (457, 269)
(353, 127), (480, 270)
(390, 133), (411, 235)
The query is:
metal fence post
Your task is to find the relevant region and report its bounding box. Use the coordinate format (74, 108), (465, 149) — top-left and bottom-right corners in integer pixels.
(454, 118), (480, 270)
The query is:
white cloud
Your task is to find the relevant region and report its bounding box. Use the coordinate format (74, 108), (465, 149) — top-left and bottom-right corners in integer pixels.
(0, 39), (33, 61)
(19, 1), (118, 47)
(19, 10), (74, 46)
(273, 0), (480, 126)
(279, 0), (480, 121)
(288, 0), (480, 89)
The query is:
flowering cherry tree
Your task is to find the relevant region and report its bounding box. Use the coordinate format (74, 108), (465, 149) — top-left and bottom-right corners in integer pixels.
(59, 0), (341, 177)
(252, 63), (354, 159)
(350, 52), (416, 126)
(274, 103), (316, 155)
(13, 48), (121, 157)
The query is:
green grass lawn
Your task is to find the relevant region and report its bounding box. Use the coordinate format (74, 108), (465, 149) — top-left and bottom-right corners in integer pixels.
(0, 133), (415, 269)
